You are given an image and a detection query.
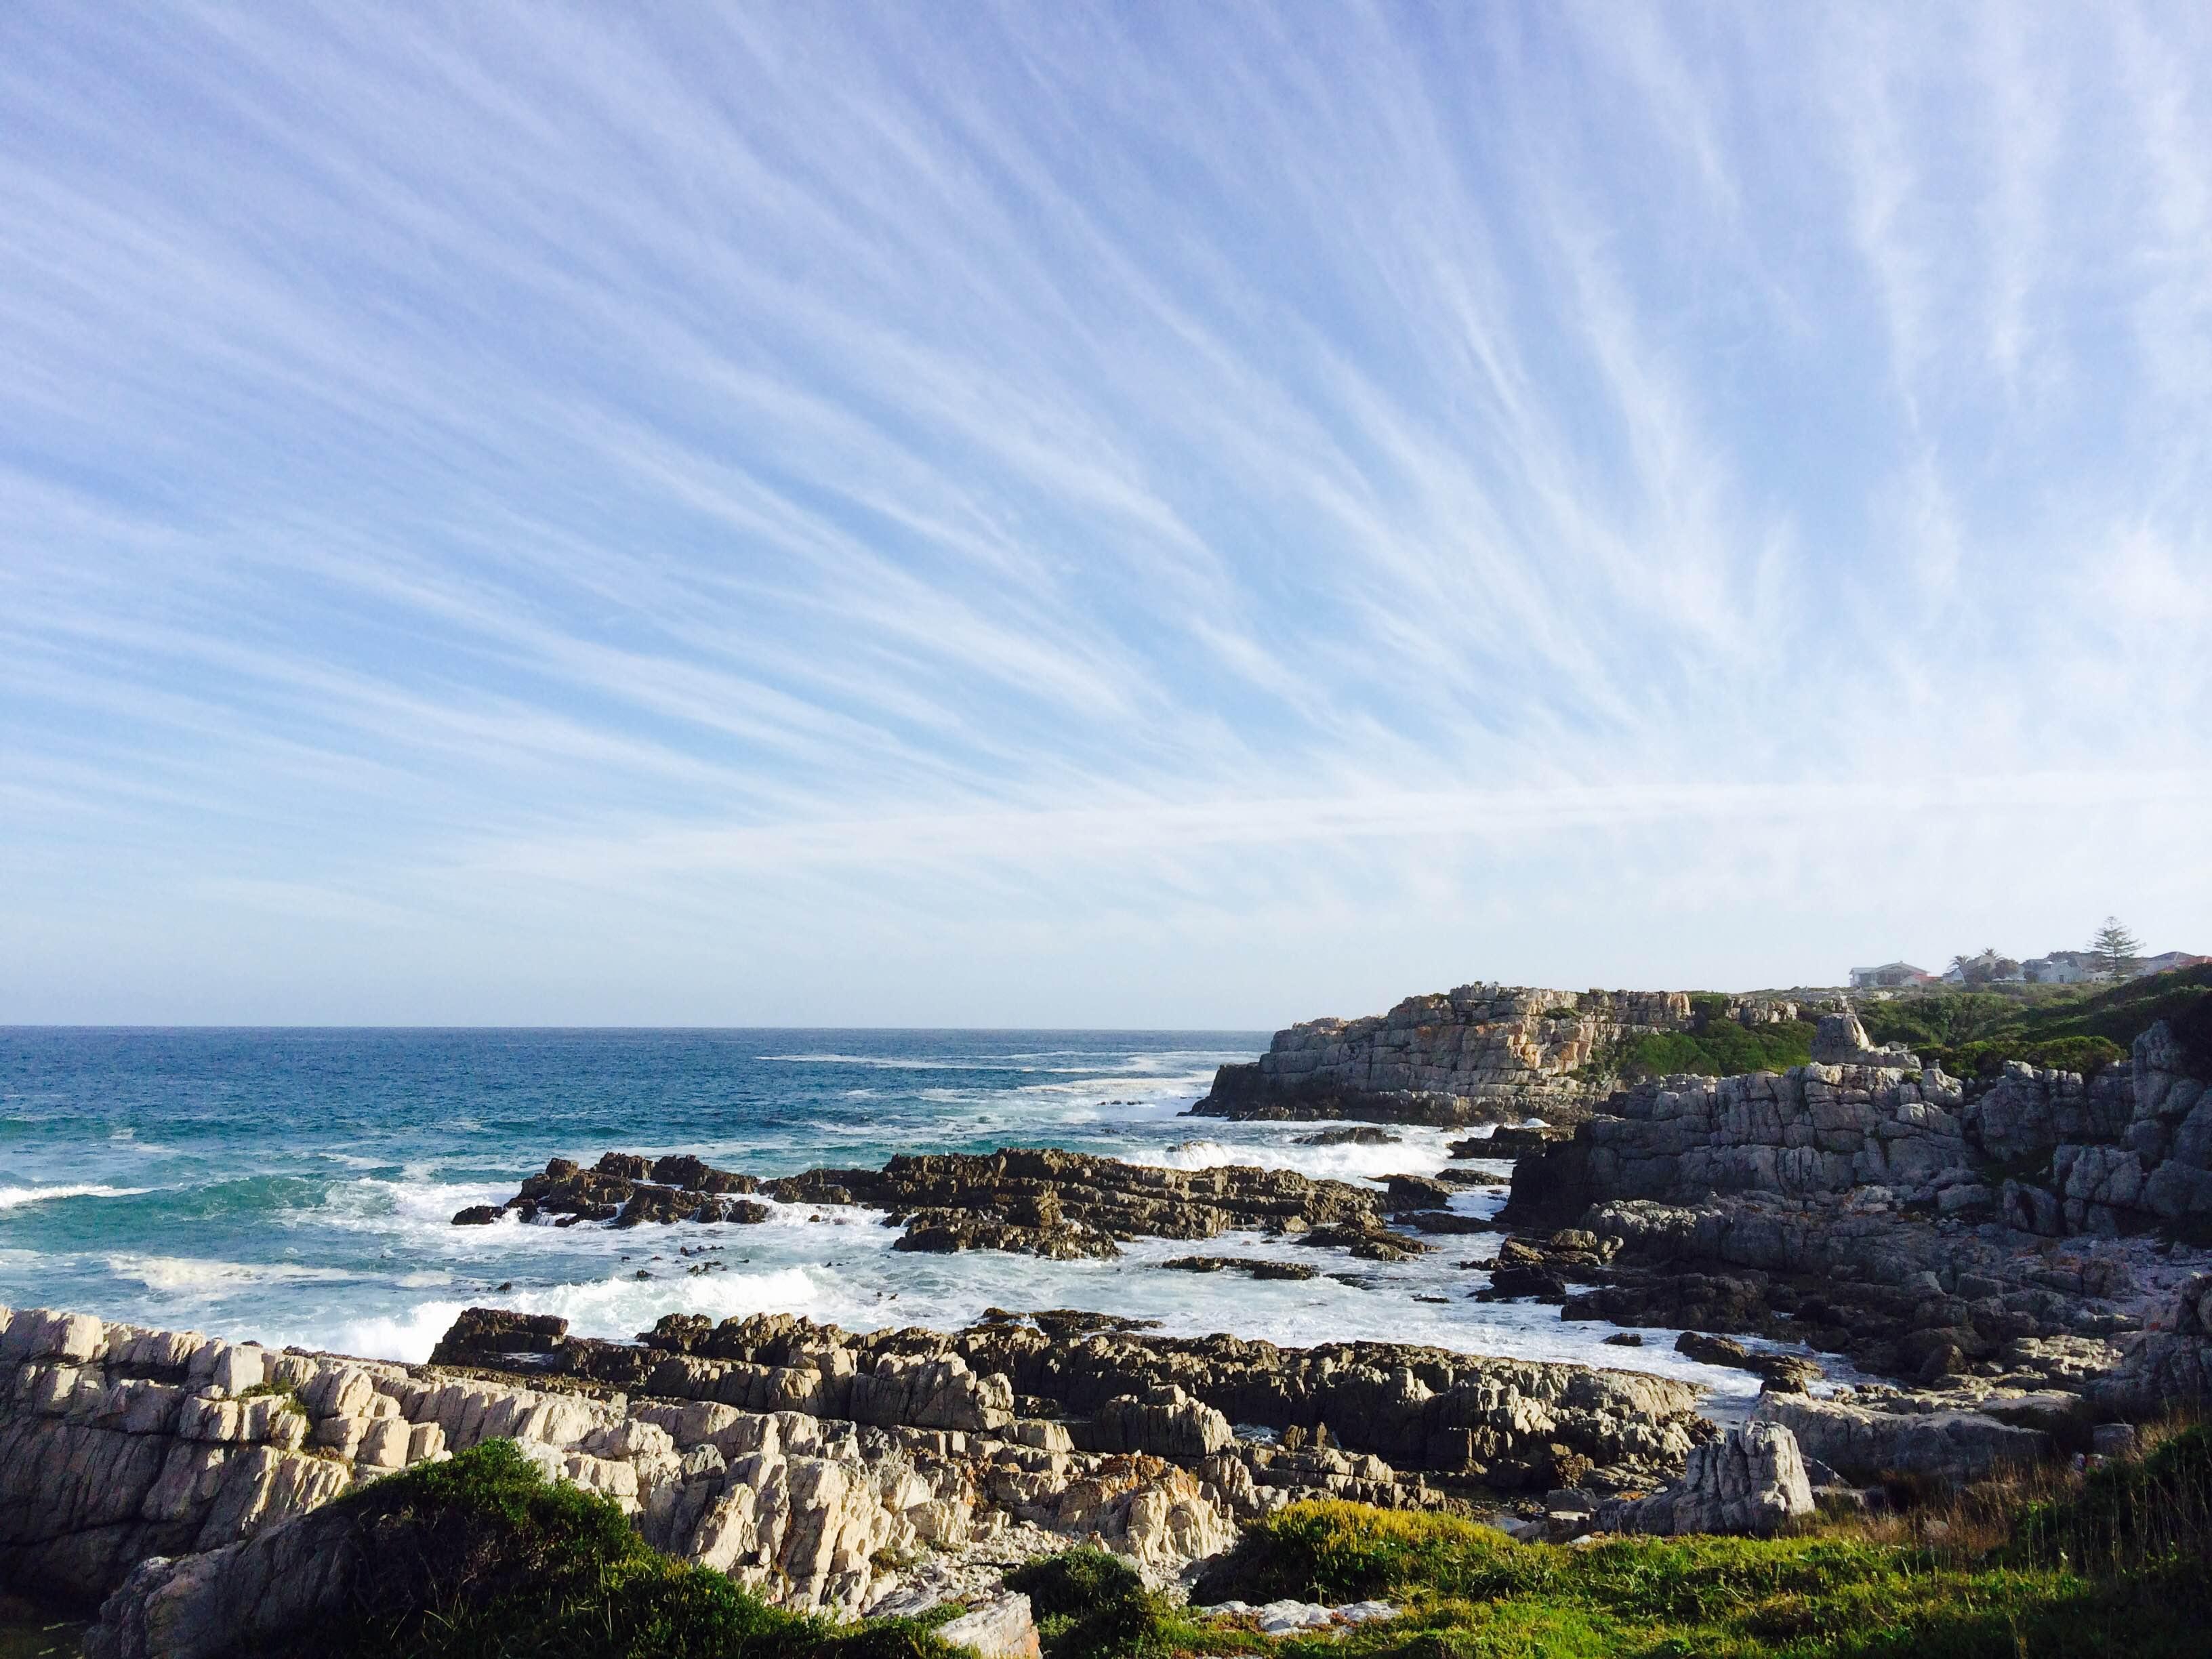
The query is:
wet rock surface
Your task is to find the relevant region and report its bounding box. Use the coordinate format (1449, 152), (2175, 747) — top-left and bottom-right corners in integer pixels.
(1158, 1256), (1317, 1281)
(459, 1147), (1393, 1261)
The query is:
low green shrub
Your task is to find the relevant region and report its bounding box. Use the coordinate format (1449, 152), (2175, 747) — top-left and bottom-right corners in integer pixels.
(1593, 1020), (1817, 1082)
(1924, 1035), (2129, 1080)
(1004, 1549), (1179, 1659)
(1864, 969), (2212, 1078)
(247, 1439), (964, 1659)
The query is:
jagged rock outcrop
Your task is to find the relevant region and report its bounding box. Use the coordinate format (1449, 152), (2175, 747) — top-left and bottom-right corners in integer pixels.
(0, 1307), (1255, 1634)
(1189, 985), (1699, 1126)
(1997, 1023), (2212, 1235)
(1, 1308), (376, 1605)
(1750, 1393), (2052, 1483)
(460, 1148), (1391, 1261)
(439, 1305), (1708, 1490)
(1503, 1063), (1972, 1226)
(1966, 1061), (2134, 1165)
(1808, 1012), (1921, 1070)
(2089, 1273), (2212, 1418)
(1600, 1421), (1813, 1536)
(1552, 1195), (2150, 1383)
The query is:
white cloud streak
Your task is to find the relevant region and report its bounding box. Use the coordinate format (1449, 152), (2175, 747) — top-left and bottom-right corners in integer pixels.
(0, 0), (2206, 1023)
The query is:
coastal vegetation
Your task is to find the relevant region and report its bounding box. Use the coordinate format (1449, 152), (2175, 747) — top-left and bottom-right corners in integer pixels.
(249, 1439), (964, 1659)
(1574, 966), (2212, 1084)
(223, 1428), (2212, 1658)
(1860, 964), (2212, 1078)
(1593, 1018), (1818, 1082)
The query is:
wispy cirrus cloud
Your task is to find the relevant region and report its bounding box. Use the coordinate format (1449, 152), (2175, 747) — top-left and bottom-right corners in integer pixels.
(0, 1), (2206, 1025)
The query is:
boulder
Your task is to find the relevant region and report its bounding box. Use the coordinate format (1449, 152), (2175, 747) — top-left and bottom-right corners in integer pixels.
(1081, 1387), (1233, 1460)
(1601, 1421), (1813, 1536)
(936, 1592), (1040, 1659)
(1751, 1394), (2051, 1484)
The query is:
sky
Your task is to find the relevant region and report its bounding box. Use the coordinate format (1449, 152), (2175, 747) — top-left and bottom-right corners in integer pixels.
(3, 3), (2209, 1028)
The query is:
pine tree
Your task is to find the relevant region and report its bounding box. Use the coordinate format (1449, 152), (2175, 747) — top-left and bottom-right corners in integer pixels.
(2089, 917), (2142, 982)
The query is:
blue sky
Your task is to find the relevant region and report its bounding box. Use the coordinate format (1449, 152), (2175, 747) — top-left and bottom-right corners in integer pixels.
(3, 3), (2208, 1027)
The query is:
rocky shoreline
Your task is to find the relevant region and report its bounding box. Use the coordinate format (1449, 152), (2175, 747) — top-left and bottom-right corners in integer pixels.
(10, 982), (2212, 1656)
(3, 1296), (1729, 1655)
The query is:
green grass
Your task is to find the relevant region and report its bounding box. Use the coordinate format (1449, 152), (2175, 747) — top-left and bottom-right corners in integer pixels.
(1591, 1021), (1818, 1082)
(220, 1432), (2212, 1659)
(1179, 1491), (2212, 1659)
(241, 1439), (965, 1659)
(2007, 1422), (2212, 1574)
(1860, 966), (2212, 1078)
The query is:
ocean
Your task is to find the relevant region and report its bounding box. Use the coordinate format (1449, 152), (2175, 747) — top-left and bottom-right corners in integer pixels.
(0, 1027), (1779, 1412)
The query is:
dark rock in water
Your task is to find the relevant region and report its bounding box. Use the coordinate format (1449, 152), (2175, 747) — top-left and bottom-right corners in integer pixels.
(1293, 1126), (1400, 1147)
(1396, 1210), (1494, 1235)
(450, 1204), (499, 1225)
(1604, 1332), (1645, 1347)
(897, 1210), (1118, 1260)
(1429, 1168), (1498, 1187)
(466, 1145), (1393, 1261)
(1292, 1223), (1435, 1261)
(430, 1307), (571, 1366)
(1476, 1265), (1568, 1302)
(1380, 1174), (1456, 1209)
(1675, 1330), (1754, 1367)
(1672, 1330), (1822, 1390)
(1449, 1125), (1572, 1160)
(1160, 1256), (1317, 1281)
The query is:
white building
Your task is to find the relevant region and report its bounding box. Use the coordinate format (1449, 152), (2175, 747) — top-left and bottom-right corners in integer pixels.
(2024, 952), (2101, 985)
(1849, 962), (1934, 989)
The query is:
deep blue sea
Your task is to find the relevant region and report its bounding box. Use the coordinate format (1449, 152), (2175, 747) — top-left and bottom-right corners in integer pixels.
(0, 1028), (1773, 1412)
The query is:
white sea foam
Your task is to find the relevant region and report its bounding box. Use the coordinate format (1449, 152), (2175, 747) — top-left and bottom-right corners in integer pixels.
(0, 1183), (152, 1209)
(333, 1298), (467, 1364)
(104, 1254), (360, 1291)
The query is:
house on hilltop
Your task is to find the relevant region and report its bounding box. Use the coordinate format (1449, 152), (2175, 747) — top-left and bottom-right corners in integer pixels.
(2134, 951), (2209, 977)
(1848, 961), (1934, 989)
(1942, 949), (2022, 986)
(2024, 951), (2101, 985)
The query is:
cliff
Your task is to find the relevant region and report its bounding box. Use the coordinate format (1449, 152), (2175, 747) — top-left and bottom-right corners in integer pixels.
(1189, 983), (1702, 1125)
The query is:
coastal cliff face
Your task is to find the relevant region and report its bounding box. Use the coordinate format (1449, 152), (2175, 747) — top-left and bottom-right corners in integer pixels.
(1191, 984), (1700, 1126)
(1502, 1015), (2212, 1245)
(1969, 1021), (2212, 1235)
(1502, 1059), (1971, 1224)
(1479, 1015), (2212, 1410)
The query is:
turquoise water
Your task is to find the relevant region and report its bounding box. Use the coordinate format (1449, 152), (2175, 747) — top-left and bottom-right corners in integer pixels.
(0, 1027), (1772, 1410)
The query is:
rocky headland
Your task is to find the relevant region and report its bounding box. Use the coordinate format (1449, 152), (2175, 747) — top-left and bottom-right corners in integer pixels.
(1189, 983), (1820, 1127)
(1465, 1006), (2212, 1483)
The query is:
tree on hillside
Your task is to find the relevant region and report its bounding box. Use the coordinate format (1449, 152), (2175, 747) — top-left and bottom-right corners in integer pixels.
(2090, 917), (2142, 982)
(1950, 949), (2021, 987)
